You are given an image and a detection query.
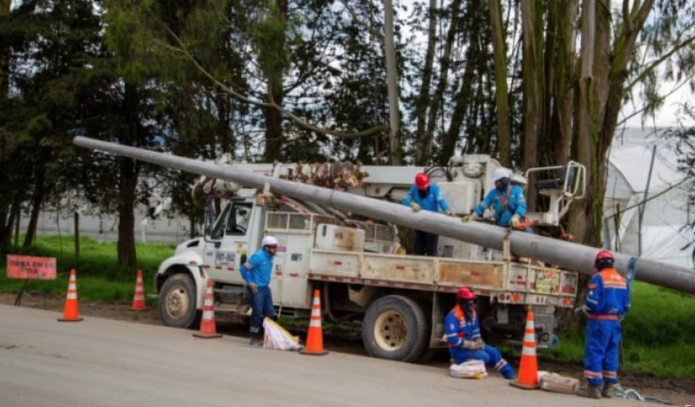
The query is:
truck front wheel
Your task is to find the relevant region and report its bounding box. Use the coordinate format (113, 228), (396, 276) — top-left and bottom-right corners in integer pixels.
(362, 295), (429, 362)
(159, 274), (200, 329)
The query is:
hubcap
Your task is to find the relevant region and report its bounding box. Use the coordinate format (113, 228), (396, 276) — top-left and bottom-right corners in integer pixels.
(374, 310), (407, 351)
(165, 285), (190, 319)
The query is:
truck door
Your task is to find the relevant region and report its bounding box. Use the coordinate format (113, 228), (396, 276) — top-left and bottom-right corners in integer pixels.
(203, 201), (255, 284)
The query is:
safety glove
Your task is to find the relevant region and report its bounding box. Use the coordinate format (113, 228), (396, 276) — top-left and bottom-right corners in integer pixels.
(462, 214), (479, 223)
(411, 202), (421, 212)
(462, 340), (478, 350)
(474, 338), (486, 349)
(510, 214), (521, 228)
(446, 210), (454, 216)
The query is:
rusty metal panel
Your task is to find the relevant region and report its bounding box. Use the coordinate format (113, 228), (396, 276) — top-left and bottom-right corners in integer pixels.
(361, 255), (436, 283)
(309, 250), (361, 278)
(437, 260), (505, 290)
(315, 224), (365, 252)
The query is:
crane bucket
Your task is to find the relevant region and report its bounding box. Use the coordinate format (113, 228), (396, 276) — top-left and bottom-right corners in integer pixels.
(73, 136), (695, 295)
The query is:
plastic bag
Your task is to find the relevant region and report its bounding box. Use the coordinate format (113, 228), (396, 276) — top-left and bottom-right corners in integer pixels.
(449, 360), (488, 379)
(263, 317), (303, 351)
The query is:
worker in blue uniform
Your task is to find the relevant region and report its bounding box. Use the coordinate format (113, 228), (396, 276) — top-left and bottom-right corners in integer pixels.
(240, 236), (279, 347)
(402, 172), (452, 256)
(577, 249), (631, 399)
(465, 168), (532, 232)
(444, 286), (516, 380)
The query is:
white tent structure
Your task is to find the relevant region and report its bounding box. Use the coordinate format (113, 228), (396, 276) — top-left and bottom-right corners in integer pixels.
(604, 128), (694, 269)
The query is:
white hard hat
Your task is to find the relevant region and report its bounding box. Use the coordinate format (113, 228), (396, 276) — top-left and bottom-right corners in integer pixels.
(492, 168), (512, 182)
(262, 236), (279, 247)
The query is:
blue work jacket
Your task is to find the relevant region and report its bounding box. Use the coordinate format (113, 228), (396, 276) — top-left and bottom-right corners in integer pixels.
(240, 249), (274, 288)
(585, 268), (631, 318)
(474, 185), (527, 227)
(401, 184), (450, 213)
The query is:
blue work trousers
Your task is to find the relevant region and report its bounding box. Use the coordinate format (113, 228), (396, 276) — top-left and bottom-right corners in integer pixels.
(583, 319), (621, 386)
(449, 344), (514, 378)
(248, 286), (275, 338)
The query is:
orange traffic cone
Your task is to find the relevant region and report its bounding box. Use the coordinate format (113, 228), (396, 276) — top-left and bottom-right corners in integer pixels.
(193, 279), (222, 339)
(510, 310), (540, 389)
(132, 269), (146, 311)
(58, 269), (83, 322)
(300, 290), (329, 356)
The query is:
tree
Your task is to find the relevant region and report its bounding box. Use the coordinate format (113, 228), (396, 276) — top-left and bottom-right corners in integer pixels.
(488, 0), (511, 167)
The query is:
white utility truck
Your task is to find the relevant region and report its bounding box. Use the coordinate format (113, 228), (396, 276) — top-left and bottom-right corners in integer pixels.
(154, 154), (586, 362)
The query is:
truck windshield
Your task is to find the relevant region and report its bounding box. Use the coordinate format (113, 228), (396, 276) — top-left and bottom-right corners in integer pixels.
(226, 203), (253, 236)
(210, 203), (231, 241)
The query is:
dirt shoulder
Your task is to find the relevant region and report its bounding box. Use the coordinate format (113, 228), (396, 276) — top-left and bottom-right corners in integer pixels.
(2, 291), (693, 405)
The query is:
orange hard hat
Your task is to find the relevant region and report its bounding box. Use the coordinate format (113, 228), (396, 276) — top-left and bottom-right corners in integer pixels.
(415, 173), (429, 190)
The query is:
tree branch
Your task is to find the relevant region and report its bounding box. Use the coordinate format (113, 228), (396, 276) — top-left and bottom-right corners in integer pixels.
(157, 20), (387, 139)
(338, 0), (384, 42)
(625, 33), (695, 92)
(622, 0), (633, 33)
(618, 71), (695, 126)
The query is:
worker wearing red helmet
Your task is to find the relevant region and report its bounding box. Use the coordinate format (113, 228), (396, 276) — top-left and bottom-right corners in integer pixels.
(577, 249), (631, 399)
(444, 286), (516, 379)
(401, 172), (452, 256)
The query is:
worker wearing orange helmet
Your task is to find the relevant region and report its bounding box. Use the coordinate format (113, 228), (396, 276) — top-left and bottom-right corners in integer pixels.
(577, 249), (631, 399)
(444, 286), (516, 379)
(401, 172), (452, 256)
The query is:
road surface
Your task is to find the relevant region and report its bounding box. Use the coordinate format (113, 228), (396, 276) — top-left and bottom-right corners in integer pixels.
(0, 305), (638, 407)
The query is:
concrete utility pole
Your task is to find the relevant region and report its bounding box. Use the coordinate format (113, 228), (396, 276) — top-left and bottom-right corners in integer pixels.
(74, 136), (695, 295)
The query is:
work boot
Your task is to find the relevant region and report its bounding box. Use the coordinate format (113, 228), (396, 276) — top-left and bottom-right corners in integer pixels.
(602, 382), (621, 398)
(249, 337), (263, 348)
(576, 383), (602, 399)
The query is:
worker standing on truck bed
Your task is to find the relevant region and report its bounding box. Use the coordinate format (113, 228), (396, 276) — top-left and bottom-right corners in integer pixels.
(401, 172), (452, 256)
(577, 250), (631, 399)
(465, 168), (532, 232)
(240, 236), (279, 347)
(444, 286), (516, 380)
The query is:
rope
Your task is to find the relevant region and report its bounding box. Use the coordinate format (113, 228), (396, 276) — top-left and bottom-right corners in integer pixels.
(616, 388), (673, 405)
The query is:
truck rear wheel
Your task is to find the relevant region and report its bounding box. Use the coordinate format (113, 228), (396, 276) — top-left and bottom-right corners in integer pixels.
(159, 274), (200, 329)
(362, 295), (429, 362)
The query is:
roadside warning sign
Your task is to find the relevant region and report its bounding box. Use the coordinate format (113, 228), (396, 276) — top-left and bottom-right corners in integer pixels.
(6, 255), (57, 280)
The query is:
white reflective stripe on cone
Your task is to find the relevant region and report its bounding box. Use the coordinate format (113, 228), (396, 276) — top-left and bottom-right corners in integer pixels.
(204, 299), (214, 307)
(67, 293), (77, 300)
(133, 295), (145, 300)
(522, 347), (536, 356)
(311, 309), (321, 317)
(523, 334), (535, 342)
(68, 284), (77, 290)
(202, 310), (214, 320)
(309, 319), (322, 328)
(313, 298), (320, 305)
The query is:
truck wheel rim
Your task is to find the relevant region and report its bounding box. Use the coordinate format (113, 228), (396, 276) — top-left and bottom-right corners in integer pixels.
(165, 285), (190, 319)
(374, 310), (407, 351)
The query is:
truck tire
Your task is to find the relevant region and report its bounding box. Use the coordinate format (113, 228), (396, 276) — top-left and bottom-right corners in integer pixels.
(362, 295), (429, 362)
(159, 273), (200, 329)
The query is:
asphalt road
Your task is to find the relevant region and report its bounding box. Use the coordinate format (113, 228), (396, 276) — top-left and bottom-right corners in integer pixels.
(0, 305), (638, 407)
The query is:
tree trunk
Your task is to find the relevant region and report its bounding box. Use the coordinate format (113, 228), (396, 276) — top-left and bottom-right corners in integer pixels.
(549, 0), (577, 166)
(0, 0), (11, 102)
(414, 0), (437, 164)
(440, 43), (477, 164)
(521, 0), (544, 211)
(117, 83), (139, 266)
(263, 0), (288, 162)
(23, 165), (46, 248)
(488, 0), (511, 167)
(383, 0), (402, 165)
(419, 0), (462, 166)
(118, 155), (137, 266)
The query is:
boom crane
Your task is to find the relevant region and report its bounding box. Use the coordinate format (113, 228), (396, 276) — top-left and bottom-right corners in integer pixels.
(73, 136), (695, 295)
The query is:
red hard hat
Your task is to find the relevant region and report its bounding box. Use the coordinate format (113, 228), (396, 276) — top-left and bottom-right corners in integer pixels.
(415, 173), (430, 190)
(594, 249), (615, 268)
(457, 286), (477, 300)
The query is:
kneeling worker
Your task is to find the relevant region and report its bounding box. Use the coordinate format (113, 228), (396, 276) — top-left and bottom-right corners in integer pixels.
(444, 286), (516, 379)
(577, 250), (631, 398)
(240, 236), (279, 347)
(401, 172), (452, 256)
(465, 168), (530, 231)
